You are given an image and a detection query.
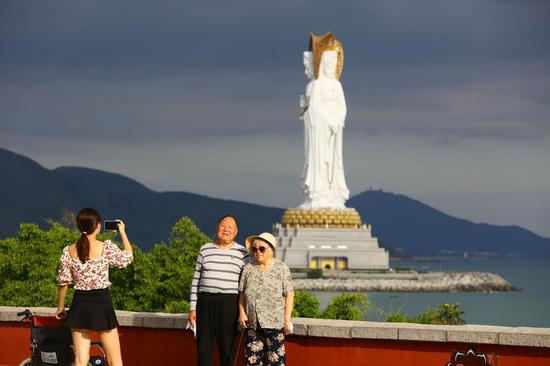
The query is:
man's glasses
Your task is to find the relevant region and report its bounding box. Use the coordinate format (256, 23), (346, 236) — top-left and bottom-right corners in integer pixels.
(251, 246), (269, 253)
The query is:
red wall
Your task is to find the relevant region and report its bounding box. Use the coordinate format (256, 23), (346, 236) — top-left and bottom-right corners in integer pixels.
(286, 336), (550, 366)
(2, 321), (550, 366)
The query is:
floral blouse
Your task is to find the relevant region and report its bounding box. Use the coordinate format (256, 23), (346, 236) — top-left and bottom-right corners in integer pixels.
(239, 259), (294, 330)
(56, 240), (133, 290)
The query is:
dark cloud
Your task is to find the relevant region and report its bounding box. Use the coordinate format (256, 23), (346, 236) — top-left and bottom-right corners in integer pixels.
(2, 0), (549, 73)
(1, 0), (549, 237)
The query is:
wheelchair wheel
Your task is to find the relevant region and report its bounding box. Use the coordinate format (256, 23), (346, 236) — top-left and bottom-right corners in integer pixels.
(18, 358), (32, 366)
(88, 355), (107, 365)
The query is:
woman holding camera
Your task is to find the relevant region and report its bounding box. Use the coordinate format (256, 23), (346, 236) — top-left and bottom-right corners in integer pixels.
(56, 208), (133, 366)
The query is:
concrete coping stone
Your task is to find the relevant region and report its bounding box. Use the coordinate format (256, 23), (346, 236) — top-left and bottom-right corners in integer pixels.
(1, 306), (549, 348)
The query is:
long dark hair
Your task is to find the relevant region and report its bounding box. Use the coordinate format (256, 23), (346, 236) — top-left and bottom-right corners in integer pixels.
(76, 208), (101, 262)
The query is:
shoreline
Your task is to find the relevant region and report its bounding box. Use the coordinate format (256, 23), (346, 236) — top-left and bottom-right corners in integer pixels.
(292, 271), (519, 292)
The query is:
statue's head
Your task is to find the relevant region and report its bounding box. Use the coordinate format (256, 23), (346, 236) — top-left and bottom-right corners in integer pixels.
(320, 51), (338, 79)
(310, 32), (344, 80)
(303, 51), (314, 79)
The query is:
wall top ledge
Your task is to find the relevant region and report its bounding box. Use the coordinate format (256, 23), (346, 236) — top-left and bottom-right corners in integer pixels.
(2, 306), (549, 348)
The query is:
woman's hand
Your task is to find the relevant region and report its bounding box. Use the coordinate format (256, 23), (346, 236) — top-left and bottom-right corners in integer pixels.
(116, 219), (126, 235)
(284, 320), (293, 335)
(239, 312), (249, 329)
(55, 308), (67, 320)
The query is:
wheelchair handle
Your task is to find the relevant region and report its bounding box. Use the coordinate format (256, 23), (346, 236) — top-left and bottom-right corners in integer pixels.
(17, 309), (33, 321)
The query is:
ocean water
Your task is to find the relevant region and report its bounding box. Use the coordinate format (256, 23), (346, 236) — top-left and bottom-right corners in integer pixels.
(312, 258), (550, 327)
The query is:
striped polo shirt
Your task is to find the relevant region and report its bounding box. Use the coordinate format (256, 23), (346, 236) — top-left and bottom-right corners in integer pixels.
(189, 242), (250, 310)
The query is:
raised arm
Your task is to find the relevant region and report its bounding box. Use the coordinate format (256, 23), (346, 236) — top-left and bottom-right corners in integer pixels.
(116, 219), (133, 255)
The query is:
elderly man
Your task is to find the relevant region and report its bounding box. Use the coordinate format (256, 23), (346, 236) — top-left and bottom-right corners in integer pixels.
(188, 215), (250, 366)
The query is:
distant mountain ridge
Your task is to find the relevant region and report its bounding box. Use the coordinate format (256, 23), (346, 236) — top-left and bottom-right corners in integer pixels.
(1, 147), (549, 256)
(349, 191), (550, 256)
(0, 148), (283, 249)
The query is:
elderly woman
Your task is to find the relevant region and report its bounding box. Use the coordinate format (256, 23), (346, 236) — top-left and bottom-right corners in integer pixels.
(238, 232), (294, 366)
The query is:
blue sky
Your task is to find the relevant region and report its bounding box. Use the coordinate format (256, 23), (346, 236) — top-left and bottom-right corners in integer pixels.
(1, 0), (549, 237)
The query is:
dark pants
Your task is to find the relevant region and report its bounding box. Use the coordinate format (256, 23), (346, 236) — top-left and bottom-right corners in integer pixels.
(196, 292), (239, 366)
(245, 327), (286, 366)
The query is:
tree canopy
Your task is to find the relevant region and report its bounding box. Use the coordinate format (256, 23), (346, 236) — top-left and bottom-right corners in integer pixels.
(1, 218), (466, 324)
(0, 217), (208, 313)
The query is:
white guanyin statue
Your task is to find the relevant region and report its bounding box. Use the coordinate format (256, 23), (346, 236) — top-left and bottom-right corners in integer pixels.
(299, 33), (350, 209)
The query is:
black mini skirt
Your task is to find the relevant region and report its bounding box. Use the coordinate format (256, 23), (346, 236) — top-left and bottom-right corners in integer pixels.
(65, 288), (119, 331)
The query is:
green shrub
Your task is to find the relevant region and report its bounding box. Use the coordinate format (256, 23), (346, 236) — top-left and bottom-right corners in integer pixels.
(412, 307), (439, 324)
(432, 303), (466, 325)
(321, 293), (371, 320)
(385, 303), (465, 325)
(385, 312), (411, 323)
(292, 291), (321, 318)
(164, 299), (190, 314)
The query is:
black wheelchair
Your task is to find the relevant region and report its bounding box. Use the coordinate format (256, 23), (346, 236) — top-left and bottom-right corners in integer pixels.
(17, 309), (106, 366)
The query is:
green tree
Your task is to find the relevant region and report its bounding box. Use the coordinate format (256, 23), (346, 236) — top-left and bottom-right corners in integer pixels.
(1, 217), (209, 314)
(0, 223), (75, 307)
(292, 291), (321, 318)
(110, 217), (209, 313)
(170, 216), (210, 302)
(109, 245), (152, 311)
(0, 222), (115, 307)
(321, 293), (371, 321)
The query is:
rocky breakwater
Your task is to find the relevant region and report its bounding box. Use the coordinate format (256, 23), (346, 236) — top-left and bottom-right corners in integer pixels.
(293, 272), (519, 292)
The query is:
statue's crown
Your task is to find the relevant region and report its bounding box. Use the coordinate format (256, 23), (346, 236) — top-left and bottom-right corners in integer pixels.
(309, 32), (344, 80)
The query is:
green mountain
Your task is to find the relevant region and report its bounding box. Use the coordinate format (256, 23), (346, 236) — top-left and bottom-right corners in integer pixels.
(350, 190), (550, 256)
(1, 147), (549, 256)
(0, 148), (283, 249)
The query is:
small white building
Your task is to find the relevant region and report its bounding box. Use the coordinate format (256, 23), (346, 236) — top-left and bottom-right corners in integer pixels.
(273, 209), (389, 270)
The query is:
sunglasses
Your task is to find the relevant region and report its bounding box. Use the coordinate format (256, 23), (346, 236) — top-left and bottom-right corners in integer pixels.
(251, 246), (270, 253)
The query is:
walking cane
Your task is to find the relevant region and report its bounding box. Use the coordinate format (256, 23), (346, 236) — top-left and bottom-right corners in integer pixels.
(233, 330), (245, 366)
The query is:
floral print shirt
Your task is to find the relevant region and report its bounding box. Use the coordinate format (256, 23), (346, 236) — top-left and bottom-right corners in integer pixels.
(56, 240), (133, 290)
(239, 259), (294, 330)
